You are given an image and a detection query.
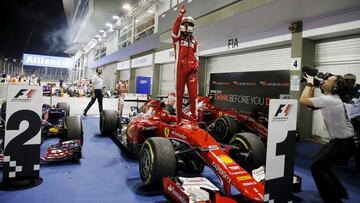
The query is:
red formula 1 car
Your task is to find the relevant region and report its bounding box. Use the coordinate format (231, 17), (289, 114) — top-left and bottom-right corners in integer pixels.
(184, 96), (268, 142)
(101, 100), (266, 202)
(182, 96), (268, 171)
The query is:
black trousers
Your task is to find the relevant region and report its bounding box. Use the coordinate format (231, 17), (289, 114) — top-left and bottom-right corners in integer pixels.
(84, 89), (103, 114)
(311, 137), (355, 203)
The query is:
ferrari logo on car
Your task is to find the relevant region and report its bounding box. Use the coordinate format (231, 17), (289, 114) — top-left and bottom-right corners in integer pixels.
(218, 112), (223, 117)
(218, 155), (234, 165)
(164, 127), (170, 138)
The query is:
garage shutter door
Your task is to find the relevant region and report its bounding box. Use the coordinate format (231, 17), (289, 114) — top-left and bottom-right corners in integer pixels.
(103, 63), (117, 90)
(312, 36), (360, 140)
(118, 69), (130, 81)
(159, 63), (176, 95)
(206, 46), (291, 93)
(135, 66), (153, 77)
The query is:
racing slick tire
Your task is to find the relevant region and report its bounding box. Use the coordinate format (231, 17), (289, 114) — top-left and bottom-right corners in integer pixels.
(64, 116), (84, 145)
(100, 110), (119, 136)
(56, 102), (70, 116)
(139, 137), (177, 187)
(213, 115), (238, 143)
(229, 132), (265, 172)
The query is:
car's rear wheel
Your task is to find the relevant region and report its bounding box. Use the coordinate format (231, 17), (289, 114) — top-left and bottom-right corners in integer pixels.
(229, 132), (265, 172)
(100, 110), (118, 136)
(213, 115), (238, 143)
(56, 102), (70, 116)
(64, 116), (83, 145)
(139, 137), (177, 187)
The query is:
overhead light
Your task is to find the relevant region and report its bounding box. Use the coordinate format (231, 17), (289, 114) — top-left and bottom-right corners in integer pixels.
(105, 23), (112, 27)
(95, 35), (101, 38)
(147, 10), (153, 13)
(113, 15), (120, 20)
(4, 58), (8, 61)
(99, 29), (106, 33)
(123, 4), (131, 10)
(135, 20), (139, 23)
(13, 59), (16, 62)
(124, 26), (129, 29)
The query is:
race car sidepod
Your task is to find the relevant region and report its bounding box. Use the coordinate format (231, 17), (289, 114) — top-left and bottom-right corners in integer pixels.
(163, 177), (237, 203)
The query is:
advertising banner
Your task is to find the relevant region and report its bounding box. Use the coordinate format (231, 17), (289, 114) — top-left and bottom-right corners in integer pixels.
(23, 53), (73, 69)
(3, 85), (42, 182)
(136, 76), (152, 95)
(209, 70), (290, 114)
(264, 99), (297, 203)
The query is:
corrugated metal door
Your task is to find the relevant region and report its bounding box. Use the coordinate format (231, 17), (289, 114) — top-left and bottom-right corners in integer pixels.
(135, 66), (153, 77)
(159, 63), (176, 95)
(118, 69), (130, 81)
(102, 63), (117, 90)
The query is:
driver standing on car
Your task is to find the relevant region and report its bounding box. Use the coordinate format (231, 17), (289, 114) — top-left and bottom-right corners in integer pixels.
(83, 67), (104, 117)
(172, 4), (199, 125)
(300, 73), (356, 203)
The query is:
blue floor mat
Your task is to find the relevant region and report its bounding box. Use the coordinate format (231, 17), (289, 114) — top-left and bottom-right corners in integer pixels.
(0, 117), (359, 202)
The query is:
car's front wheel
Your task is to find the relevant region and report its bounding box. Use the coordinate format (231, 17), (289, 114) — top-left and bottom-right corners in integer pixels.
(229, 132), (265, 172)
(139, 137), (177, 187)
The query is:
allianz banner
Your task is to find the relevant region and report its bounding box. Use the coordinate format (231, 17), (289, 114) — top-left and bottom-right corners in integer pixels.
(209, 70), (290, 114)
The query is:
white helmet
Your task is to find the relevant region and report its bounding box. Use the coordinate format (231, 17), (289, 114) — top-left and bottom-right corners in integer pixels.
(180, 16), (195, 33)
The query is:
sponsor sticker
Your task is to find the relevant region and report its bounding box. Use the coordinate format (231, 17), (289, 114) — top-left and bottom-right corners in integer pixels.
(228, 165), (241, 170)
(212, 162), (231, 184)
(167, 185), (187, 203)
(218, 155), (234, 165)
(208, 145), (219, 150)
(237, 175), (252, 181)
(173, 131), (187, 140)
(243, 181), (257, 186)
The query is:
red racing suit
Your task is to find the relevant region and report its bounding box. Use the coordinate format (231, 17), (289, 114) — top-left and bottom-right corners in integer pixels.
(172, 12), (199, 123)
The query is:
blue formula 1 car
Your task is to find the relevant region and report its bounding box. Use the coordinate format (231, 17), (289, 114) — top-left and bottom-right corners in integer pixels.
(0, 101), (83, 165)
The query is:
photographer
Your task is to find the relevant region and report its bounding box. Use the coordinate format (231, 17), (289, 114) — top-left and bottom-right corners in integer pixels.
(300, 73), (356, 203)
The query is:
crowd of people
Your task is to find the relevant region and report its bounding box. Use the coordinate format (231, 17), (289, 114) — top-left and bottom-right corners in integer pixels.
(0, 73), (40, 86)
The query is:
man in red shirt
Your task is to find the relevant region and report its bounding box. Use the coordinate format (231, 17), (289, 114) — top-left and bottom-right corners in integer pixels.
(172, 4), (199, 124)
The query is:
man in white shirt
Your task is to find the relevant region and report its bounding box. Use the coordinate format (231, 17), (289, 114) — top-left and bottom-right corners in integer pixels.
(28, 73), (38, 86)
(83, 67), (104, 116)
(300, 74), (356, 203)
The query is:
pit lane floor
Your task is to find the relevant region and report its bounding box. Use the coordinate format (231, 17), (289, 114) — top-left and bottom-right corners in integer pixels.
(0, 117), (359, 203)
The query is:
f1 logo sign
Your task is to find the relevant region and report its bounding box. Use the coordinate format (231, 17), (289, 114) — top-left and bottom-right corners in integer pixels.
(274, 104), (291, 117)
(273, 104), (292, 122)
(12, 89), (36, 101)
(265, 100), (297, 203)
